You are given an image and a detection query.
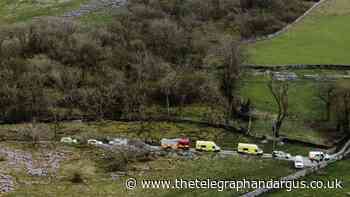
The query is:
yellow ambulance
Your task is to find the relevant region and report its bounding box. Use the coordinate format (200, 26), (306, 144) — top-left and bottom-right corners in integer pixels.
(195, 141), (221, 152)
(237, 143), (263, 156)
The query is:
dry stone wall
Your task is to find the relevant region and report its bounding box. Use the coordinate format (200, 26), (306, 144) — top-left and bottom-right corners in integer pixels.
(244, 64), (350, 70)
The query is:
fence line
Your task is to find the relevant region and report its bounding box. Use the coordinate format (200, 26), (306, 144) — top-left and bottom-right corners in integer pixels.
(243, 64), (350, 70)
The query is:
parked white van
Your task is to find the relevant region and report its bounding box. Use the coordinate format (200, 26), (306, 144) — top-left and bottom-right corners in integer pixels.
(294, 155), (304, 169)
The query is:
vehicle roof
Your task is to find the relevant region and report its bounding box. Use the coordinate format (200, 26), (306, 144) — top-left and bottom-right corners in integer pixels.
(161, 138), (180, 141)
(309, 151), (324, 153)
(196, 140), (216, 144)
(238, 143), (259, 147)
(295, 156), (304, 161)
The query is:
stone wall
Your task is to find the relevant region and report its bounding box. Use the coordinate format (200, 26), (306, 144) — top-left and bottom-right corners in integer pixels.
(244, 64), (350, 70)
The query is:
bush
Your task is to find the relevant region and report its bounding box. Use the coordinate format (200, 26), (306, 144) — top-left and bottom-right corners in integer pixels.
(98, 150), (129, 172)
(70, 171), (84, 184)
(0, 155), (6, 162)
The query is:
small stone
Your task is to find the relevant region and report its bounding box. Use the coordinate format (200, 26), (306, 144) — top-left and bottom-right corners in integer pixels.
(111, 174), (120, 181)
(169, 152), (178, 158)
(27, 169), (48, 177)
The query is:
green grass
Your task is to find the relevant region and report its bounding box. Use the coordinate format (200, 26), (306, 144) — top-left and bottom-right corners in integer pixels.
(239, 72), (341, 145)
(247, 0), (350, 65)
(264, 159), (350, 197)
(78, 11), (114, 24)
(0, 0), (88, 24)
(78, 7), (128, 25)
(3, 142), (295, 197)
(240, 76), (324, 143)
(240, 80), (324, 119)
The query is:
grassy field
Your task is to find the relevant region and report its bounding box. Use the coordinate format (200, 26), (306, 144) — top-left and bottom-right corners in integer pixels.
(0, 0), (88, 24)
(240, 79), (323, 120)
(2, 142), (295, 197)
(239, 71), (349, 146)
(247, 0), (350, 65)
(264, 158), (350, 197)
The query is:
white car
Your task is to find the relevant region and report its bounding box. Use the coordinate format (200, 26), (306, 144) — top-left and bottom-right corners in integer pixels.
(309, 151), (331, 162)
(109, 138), (128, 146)
(324, 154), (331, 161)
(272, 151), (292, 159)
(60, 137), (78, 144)
(294, 155), (304, 169)
(87, 139), (103, 145)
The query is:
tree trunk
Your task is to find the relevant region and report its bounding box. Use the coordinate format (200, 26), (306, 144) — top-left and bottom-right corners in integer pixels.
(166, 91), (170, 117)
(343, 93), (350, 133)
(326, 102), (331, 121)
(275, 120), (283, 138)
(344, 106), (349, 133)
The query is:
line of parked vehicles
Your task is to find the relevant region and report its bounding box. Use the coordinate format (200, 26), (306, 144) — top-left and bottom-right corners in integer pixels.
(61, 136), (331, 169)
(161, 138), (264, 155)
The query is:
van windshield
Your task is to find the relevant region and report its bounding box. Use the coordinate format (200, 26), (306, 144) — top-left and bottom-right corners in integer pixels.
(296, 157), (303, 162)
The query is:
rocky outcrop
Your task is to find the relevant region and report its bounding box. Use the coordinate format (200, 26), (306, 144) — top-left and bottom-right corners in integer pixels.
(0, 146), (68, 194)
(0, 173), (14, 193)
(0, 148), (66, 176)
(62, 0), (127, 17)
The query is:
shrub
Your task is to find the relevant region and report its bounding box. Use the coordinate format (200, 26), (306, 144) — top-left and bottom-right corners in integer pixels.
(98, 150), (129, 172)
(70, 171), (84, 184)
(0, 155), (6, 162)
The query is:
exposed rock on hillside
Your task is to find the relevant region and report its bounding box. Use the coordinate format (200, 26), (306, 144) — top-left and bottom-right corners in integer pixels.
(62, 0), (127, 17)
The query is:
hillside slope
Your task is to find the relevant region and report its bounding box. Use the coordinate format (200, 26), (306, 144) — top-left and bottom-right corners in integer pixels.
(0, 0), (88, 24)
(248, 0), (350, 65)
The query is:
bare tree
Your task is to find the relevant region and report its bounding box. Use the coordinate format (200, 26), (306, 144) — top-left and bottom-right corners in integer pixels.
(217, 40), (242, 123)
(318, 82), (335, 121)
(159, 66), (177, 117)
(19, 122), (50, 147)
(332, 81), (350, 133)
(49, 107), (63, 141)
(268, 78), (289, 138)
